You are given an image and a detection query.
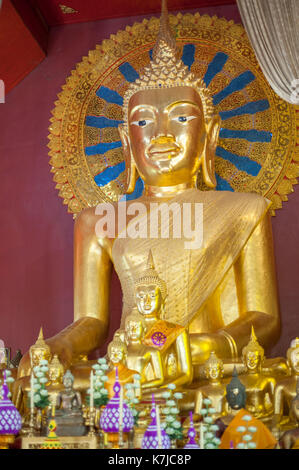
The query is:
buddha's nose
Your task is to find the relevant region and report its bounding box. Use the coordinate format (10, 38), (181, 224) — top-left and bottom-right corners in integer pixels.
(151, 135), (176, 145)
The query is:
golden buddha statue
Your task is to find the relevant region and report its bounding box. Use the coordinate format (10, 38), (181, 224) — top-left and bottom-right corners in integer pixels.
(125, 310), (164, 391)
(47, 354), (65, 407)
(240, 327), (276, 420)
(105, 338), (139, 398)
(194, 351), (227, 418)
(16, 0), (280, 392)
(133, 250), (192, 390)
(273, 338), (299, 427)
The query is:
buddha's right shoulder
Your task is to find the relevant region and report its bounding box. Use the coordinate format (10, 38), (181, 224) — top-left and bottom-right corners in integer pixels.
(75, 201), (120, 229)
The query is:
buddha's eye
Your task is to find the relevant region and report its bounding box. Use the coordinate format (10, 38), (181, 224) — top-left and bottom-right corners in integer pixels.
(174, 115), (197, 123)
(131, 119), (153, 127)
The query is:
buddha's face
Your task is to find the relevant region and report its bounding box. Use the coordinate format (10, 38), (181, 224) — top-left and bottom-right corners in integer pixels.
(135, 284), (162, 317)
(125, 320), (144, 342)
(227, 388), (245, 410)
(205, 363), (223, 381)
(290, 349), (299, 374)
(30, 349), (50, 368)
(123, 86), (209, 187)
(63, 376), (73, 389)
(243, 351), (262, 372)
(109, 345), (125, 365)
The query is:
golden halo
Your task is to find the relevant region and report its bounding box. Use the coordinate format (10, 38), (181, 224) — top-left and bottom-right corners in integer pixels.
(48, 13), (298, 216)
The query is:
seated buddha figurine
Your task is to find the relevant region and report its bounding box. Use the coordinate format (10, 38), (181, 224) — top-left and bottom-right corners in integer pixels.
(133, 250), (192, 390)
(279, 377), (299, 449)
(12, 328), (52, 413)
(17, 0), (280, 390)
(47, 354), (65, 408)
(105, 338), (139, 398)
(194, 351), (227, 418)
(125, 310), (165, 391)
(219, 367), (277, 449)
(52, 370), (86, 437)
(240, 327), (276, 421)
(273, 338), (299, 427)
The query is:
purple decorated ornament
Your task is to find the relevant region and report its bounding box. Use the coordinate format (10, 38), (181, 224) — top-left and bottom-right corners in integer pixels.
(142, 395), (171, 449)
(0, 372), (22, 435)
(184, 412), (200, 449)
(100, 368), (134, 433)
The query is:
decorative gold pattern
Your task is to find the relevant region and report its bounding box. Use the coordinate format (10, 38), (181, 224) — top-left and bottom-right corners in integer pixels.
(59, 5), (78, 14)
(48, 13), (298, 215)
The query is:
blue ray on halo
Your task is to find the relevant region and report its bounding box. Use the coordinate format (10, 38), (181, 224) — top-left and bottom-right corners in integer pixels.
(120, 177), (144, 201)
(85, 141), (122, 156)
(213, 71), (255, 106)
(204, 52), (228, 87)
(216, 173), (234, 192)
(182, 44), (195, 70)
(119, 62), (139, 83)
(149, 49), (153, 61)
(216, 146), (261, 176)
(219, 100), (269, 120)
(96, 86), (123, 106)
(219, 128), (272, 143)
(94, 161), (125, 187)
(85, 116), (123, 128)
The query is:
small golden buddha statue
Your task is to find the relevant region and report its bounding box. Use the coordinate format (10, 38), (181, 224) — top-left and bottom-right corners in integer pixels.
(105, 338), (139, 398)
(240, 327), (276, 420)
(194, 351), (227, 418)
(47, 354), (65, 407)
(134, 250), (192, 390)
(125, 310), (164, 391)
(273, 338), (299, 427)
(29, 328), (51, 369)
(17, 0), (280, 390)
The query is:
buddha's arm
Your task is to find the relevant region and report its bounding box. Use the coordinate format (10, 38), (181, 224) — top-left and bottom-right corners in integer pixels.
(221, 211), (280, 356)
(193, 212), (280, 361)
(163, 332), (193, 388)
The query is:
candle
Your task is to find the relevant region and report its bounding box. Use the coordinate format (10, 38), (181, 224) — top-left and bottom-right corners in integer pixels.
(200, 422), (204, 449)
(90, 371), (94, 409)
(156, 404), (162, 449)
(134, 375), (141, 399)
(30, 373), (34, 411)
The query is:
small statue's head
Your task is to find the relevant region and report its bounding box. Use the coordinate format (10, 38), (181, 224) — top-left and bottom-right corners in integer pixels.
(107, 338), (127, 365)
(241, 326), (264, 372)
(204, 351), (224, 382)
(63, 370), (74, 389)
(226, 367), (246, 410)
(125, 310), (146, 342)
(113, 328), (126, 345)
(29, 327), (51, 368)
(49, 354), (64, 384)
(119, 0), (220, 193)
(287, 337), (299, 374)
(135, 250), (167, 318)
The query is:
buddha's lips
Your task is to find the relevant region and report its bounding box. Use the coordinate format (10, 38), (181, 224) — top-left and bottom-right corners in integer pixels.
(147, 143), (181, 160)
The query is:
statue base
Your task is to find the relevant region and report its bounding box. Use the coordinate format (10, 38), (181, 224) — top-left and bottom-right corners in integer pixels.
(20, 435), (99, 449)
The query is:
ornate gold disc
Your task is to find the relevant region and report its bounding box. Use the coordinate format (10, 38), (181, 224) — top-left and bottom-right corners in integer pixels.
(48, 13), (298, 215)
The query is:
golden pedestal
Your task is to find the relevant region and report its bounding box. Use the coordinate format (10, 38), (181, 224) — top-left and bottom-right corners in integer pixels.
(0, 435), (15, 449)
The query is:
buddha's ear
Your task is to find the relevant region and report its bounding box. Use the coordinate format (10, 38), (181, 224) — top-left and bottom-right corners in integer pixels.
(201, 114), (221, 188)
(118, 124), (137, 194)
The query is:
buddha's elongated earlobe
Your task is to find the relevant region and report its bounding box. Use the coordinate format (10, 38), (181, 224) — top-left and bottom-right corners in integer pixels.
(118, 124), (138, 194)
(201, 115), (221, 188)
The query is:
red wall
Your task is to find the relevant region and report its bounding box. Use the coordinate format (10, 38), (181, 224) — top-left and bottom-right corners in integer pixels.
(0, 5), (298, 360)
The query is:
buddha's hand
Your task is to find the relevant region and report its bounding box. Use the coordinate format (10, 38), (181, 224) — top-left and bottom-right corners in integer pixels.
(16, 336), (73, 379)
(190, 332), (232, 363)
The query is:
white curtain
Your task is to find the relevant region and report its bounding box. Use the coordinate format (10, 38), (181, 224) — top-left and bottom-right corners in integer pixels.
(237, 0), (299, 104)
